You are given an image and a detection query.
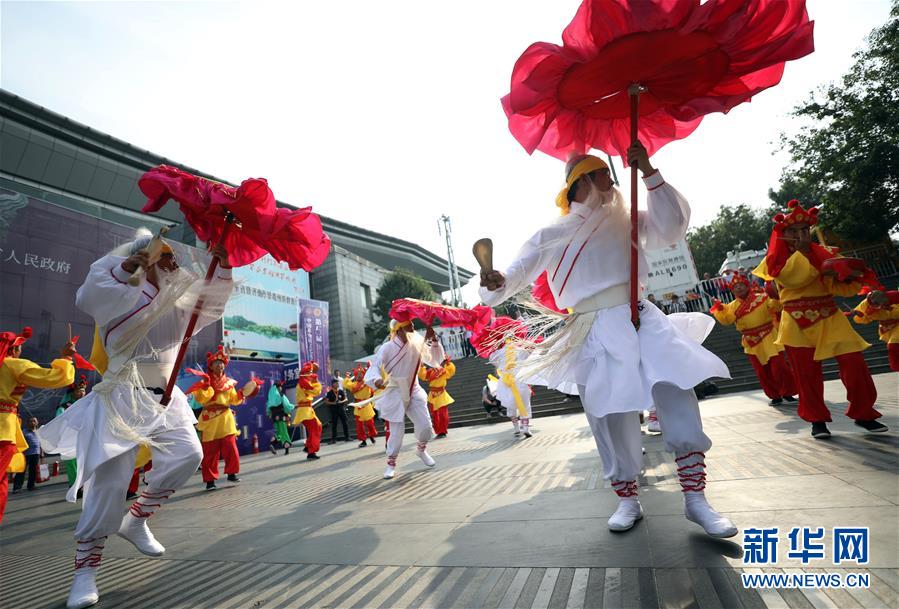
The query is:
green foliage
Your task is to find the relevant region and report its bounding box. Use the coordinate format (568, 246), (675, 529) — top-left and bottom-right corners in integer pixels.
(774, 2), (899, 242)
(686, 204), (772, 277)
(363, 268), (437, 352)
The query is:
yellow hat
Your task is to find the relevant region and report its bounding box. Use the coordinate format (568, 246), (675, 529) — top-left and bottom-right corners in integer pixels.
(555, 155), (609, 215)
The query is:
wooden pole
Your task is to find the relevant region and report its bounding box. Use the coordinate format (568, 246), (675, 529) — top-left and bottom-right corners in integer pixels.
(628, 85), (643, 330)
(160, 214), (235, 406)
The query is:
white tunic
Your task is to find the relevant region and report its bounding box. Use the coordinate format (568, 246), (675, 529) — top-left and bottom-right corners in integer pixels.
(364, 333), (444, 422)
(39, 254), (232, 501)
(479, 172), (729, 419)
(489, 345), (532, 418)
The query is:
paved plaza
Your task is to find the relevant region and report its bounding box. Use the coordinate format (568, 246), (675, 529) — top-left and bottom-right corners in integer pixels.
(1, 374), (897, 609)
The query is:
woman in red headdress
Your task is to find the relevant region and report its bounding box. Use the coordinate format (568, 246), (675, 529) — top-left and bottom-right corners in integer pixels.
(293, 362), (323, 459)
(710, 272), (797, 405)
(0, 327), (75, 522)
(190, 346), (260, 490)
(753, 200), (886, 439)
(345, 364), (378, 447)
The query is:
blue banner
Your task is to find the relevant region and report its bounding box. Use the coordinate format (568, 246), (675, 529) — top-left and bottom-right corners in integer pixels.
(298, 298), (330, 389)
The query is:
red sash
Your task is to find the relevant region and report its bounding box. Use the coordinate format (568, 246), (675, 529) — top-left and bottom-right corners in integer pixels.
(783, 296), (839, 329)
(0, 401), (19, 415)
(740, 322), (774, 347)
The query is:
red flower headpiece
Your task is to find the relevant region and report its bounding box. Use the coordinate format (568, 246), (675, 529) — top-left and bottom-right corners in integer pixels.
(206, 345), (229, 368)
(0, 327), (32, 367)
(70, 375), (88, 390)
(722, 270), (751, 291)
(773, 200), (818, 230)
(300, 361), (319, 376)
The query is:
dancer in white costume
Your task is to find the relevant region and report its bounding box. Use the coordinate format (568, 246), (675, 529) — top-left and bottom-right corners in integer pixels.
(478, 142), (736, 537)
(364, 320), (443, 479)
(39, 230), (234, 609)
(475, 317), (534, 438)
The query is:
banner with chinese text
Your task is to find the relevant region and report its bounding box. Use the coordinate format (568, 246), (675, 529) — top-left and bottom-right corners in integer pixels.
(224, 255), (311, 360)
(297, 298), (330, 389)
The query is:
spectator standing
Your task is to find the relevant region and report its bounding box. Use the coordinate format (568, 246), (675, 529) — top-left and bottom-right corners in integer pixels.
(12, 417), (41, 492)
(668, 294), (688, 313)
(324, 380), (351, 443)
(482, 382), (503, 418)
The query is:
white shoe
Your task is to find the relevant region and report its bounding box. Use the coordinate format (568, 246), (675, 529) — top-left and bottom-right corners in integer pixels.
(684, 493), (737, 538)
(416, 449), (436, 467)
(383, 465), (395, 479)
(647, 419), (661, 433)
(67, 569), (99, 609)
(608, 498), (643, 532)
(117, 514), (165, 556)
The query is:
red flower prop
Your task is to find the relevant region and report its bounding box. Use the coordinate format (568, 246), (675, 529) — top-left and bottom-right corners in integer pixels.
(139, 165), (330, 271)
(502, 0), (815, 161)
(470, 316), (529, 358)
(389, 299), (493, 331)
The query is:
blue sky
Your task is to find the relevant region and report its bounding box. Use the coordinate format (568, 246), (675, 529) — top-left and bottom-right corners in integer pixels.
(1, 0), (892, 281)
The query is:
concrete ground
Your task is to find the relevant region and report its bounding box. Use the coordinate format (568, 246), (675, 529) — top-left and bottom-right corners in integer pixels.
(1, 374), (897, 609)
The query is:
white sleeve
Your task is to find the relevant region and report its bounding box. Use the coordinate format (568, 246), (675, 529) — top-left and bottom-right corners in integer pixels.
(75, 255), (145, 326)
(478, 223), (566, 307)
(173, 267), (234, 335)
(638, 171), (691, 251)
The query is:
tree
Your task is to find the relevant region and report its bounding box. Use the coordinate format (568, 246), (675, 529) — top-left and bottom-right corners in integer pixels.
(686, 204), (771, 277)
(363, 268), (437, 352)
(773, 2), (899, 242)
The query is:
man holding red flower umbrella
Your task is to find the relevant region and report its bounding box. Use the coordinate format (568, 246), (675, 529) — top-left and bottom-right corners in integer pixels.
(479, 143), (735, 538)
(753, 200), (887, 439)
(39, 229), (234, 609)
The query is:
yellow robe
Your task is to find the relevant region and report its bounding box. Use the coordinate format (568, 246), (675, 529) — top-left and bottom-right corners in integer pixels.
(344, 378), (376, 421)
(853, 300), (899, 345)
(293, 379), (322, 425)
(0, 357), (74, 472)
(710, 292), (784, 365)
(418, 362), (455, 410)
(193, 383), (244, 443)
(754, 251), (869, 360)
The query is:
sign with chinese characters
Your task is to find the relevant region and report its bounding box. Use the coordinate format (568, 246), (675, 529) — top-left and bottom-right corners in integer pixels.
(223, 254), (311, 360)
(0, 186), (221, 421)
(297, 298), (330, 388)
(643, 239), (700, 298)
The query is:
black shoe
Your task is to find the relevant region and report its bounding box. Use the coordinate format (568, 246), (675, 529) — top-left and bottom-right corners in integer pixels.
(303, 446), (309, 453)
(227, 474), (240, 483)
(206, 481), (217, 491)
(855, 419), (888, 433)
(359, 440), (368, 448)
(126, 491), (138, 501)
(76, 488), (84, 500)
(783, 395), (798, 402)
(307, 453), (320, 460)
(269, 444), (277, 455)
(769, 397), (783, 406)
(811, 422), (831, 439)
(523, 431), (532, 438)
(284, 445), (290, 456)
(370, 437), (376, 444)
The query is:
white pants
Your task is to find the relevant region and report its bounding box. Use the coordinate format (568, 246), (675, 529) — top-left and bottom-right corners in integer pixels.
(74, 423), (202, 539)
(582, 382), (711, 482)
(385, 394), (434, 460)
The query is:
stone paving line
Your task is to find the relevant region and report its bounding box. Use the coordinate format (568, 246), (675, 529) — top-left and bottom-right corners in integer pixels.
(1, 374), (896, 609)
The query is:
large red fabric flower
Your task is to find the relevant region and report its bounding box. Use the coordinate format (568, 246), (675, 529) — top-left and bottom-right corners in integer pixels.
(470, 316), (529, 358)
(389, 299), (493, 330)
(140, 165), (331, 271)
(503, 0), (815, 160)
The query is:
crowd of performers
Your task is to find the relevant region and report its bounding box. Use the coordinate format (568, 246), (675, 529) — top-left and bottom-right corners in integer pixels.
(0, 141), (895, 609)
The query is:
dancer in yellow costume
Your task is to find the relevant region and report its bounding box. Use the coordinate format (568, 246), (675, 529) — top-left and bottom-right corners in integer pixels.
(293, 361), (323, 460)
(345, 364), (378, 447)
(418, 357), (455, 438)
